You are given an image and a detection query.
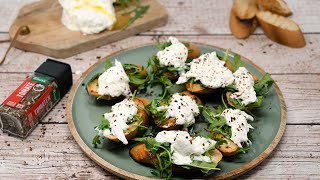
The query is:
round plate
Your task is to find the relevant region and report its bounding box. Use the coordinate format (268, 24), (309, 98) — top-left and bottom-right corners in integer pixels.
(67, 44), (286, 179)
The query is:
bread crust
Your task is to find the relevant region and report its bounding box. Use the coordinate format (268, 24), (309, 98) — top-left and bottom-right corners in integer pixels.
(229, 10), (258, 39)
(256, 0), (292, 16)
(257, 11), (306, 48)
(232, 0), (258, 19)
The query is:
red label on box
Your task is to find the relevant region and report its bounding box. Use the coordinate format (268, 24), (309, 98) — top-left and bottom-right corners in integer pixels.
(2, 78), (37, 108)
(26, 86), (53, 127)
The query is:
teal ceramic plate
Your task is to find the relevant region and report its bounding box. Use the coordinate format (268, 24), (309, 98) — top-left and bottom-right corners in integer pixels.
(67, 44), (286, 179)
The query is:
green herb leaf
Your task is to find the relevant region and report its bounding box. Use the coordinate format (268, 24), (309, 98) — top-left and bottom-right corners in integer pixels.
(104, 59), (112, 70)
(222, 49), (231, 61)
(254, 73), (274, 96)
(248, 96), (264, 108)
(135, 137), (173, 178)
(156, 40), (172, 50)
(123, 63), (140, 74)
(92, 135), (101, 148)
(129, 74), (148, 85)
(237, 146), (251, 154)
(98, 115), (110, 130)
(186, 161), (218, 174)
(122, 5), (150, 30)
(85, 72), (102, 92)
(231, 54), (244, 71)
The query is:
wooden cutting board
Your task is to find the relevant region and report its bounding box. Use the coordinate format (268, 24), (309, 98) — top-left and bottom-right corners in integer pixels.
(9, 0), (168, 58)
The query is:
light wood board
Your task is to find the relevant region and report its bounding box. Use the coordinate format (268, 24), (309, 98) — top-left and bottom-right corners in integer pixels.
(9, 0), (168, 58)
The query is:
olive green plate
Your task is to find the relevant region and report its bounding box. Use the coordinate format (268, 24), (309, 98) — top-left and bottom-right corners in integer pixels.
(67, 44), (286, 179)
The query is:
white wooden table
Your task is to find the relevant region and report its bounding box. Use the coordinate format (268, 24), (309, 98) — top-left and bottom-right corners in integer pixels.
(0, 0), (319, 179)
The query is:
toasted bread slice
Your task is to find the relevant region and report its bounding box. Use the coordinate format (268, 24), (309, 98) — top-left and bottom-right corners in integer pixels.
(256, 0), (292, 16)
(257, 11), (306, 48)
(108, 98), (149, 142)
(186, 82), (218, 94)
(232, 0), (258, 19)
(154, 91), (202, 130)
(130, 143), (222, 172)
(230, 10), (258, 39)
(213, 133), (239, 156)
(186, 43), (201, 60)
(130, 143), (159, 166)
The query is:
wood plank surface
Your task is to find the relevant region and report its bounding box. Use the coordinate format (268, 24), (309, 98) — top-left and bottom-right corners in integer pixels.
(0, 124), (319, 179)
(1, 0), (320, 34)
(0, 34), (319, 74)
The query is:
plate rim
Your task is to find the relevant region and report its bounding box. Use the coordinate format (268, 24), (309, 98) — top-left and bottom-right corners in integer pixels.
(66, 43), (287, 180)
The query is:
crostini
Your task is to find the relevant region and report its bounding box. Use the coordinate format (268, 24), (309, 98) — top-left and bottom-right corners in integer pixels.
(132, 131), (221, 177)
(149, 37), (201, 82)
(205, 107), (254, 156)
(92, 97), (149, 146)
(176, 52), (234, 94)
(87, 59), (149, 100)
(146, 91), (202, 130)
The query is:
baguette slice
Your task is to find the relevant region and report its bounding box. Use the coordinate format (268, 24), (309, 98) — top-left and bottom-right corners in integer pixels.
(256, 0), (292, 17)
(230, 10), (258, 39)
(257, 11), (306, 48)
(232, 0), (258, 19)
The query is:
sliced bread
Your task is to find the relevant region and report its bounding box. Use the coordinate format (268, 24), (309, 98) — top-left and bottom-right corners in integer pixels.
(257, 11), (305, 48)
(256, 0), (292, 16)
(230, 10), (258, 39)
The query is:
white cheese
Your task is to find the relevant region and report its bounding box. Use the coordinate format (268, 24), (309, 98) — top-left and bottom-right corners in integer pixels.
(59, 0), (116, 35)
(176, 52), (234, 88)
(155, 131), (216, 165)
(97, 60), (131, 97)
(221, 108), (254, 148)
(157, 93), (199, 127)
(102, 99), (138, 144)
(230, 67), (257, 105)
(156, 37), (188, 69)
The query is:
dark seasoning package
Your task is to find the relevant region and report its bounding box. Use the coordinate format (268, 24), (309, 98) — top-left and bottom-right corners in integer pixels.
(0, 59), (72, 138)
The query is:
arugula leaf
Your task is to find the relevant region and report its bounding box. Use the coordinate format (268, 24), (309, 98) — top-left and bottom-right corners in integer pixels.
(145, 99), (168, 124)
(134, 137), (173, 178)
(104, 59), (112, 70)
(215, 105), (226, 115)
(224, 84), (236, 92)
(123, 63), (140, 74)
(148, 76), (174, 99)
(222, 49), (231, 61)
(185, 161), (218, 173)
(86, 72), (102, 92)
(123, 63), (150, 90)
(156, 40), (172, 50)
(248, 96), (264, 108)
(92, 135), (102, 148)
(122, 5), (150, 30)
(129, 74), (148, 85)
(92, 116), (110, 148)
(135, 137), (160, 154)
(231, 54), (245, 71)
(254, 73), (274, 96)
(98, 115), (110, 130)
(237, 146), (251, 154)
(200, 106), (232, 138)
